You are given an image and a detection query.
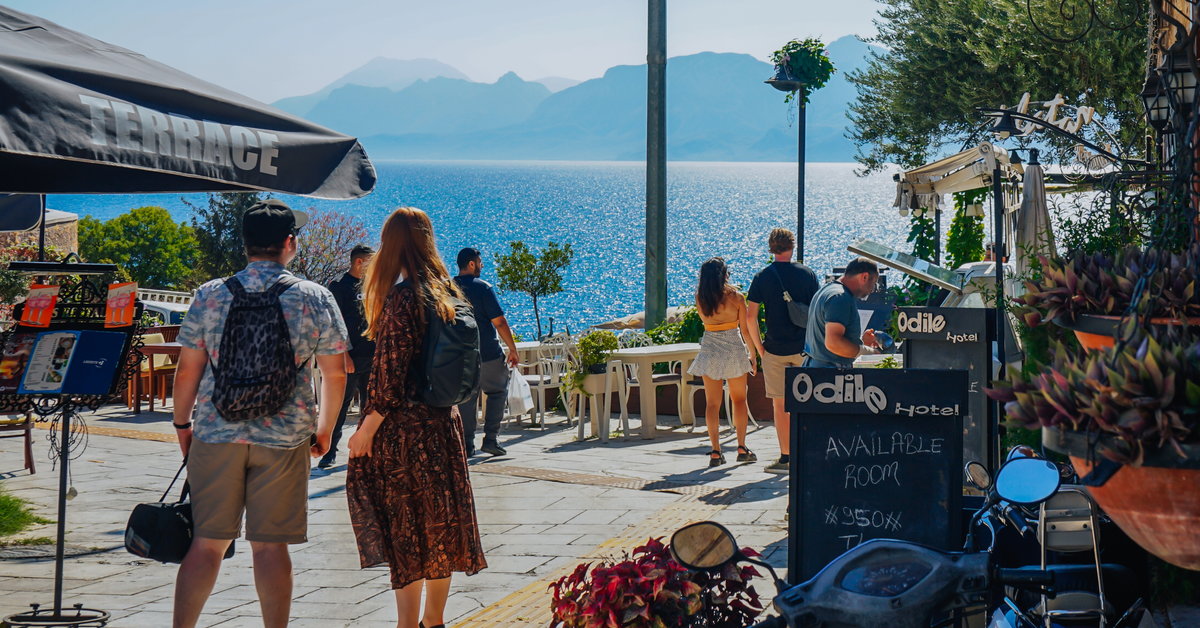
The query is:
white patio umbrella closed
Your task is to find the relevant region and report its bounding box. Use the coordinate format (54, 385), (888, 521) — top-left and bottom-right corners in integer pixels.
(1014, 156), (1056, 280)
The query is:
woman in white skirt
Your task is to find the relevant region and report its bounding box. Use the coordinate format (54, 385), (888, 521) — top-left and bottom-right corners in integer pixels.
(687, 257), (757, 467)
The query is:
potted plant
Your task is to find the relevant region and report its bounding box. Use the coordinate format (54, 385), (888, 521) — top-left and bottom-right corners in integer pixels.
(766, 38), (834, 104)
(987, 327), (1200, 569)
(1017, 243), (1200, 350)
(567, 330), (620, 397)
(549, 536), (765, 628)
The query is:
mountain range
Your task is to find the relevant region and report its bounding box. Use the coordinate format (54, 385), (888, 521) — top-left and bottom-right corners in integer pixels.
(272, 36), (875, 162)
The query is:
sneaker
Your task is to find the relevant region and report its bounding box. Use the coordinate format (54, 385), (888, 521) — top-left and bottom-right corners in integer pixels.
(317, 456), (335, 470)
(480, 442), (507, 457)
(765, 457), (790, 474)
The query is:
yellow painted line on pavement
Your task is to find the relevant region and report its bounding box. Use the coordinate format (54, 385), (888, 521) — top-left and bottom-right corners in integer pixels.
(457, 492), (735, 627)
(33, 420), (177, 443)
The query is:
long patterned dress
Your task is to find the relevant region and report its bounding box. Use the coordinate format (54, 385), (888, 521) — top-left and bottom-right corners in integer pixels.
(346, 283), (487, 588)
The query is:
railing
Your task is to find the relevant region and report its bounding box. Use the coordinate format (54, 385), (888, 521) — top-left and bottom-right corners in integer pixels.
(137, 289), (194, 305)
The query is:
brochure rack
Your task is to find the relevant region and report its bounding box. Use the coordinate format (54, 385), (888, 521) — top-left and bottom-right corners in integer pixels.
(2, 265), (145, 628)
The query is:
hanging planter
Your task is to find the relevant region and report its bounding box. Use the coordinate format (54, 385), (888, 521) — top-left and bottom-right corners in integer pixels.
(1043, 426), (1200, 570)
(988, 329), (1200, 570)
(1017, 244), (1200, 349)
(765, 38), (834, 104)
(1053, 313), (1200, 351)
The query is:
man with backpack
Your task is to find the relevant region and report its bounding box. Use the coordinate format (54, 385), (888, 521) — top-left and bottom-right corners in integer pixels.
(171, 199), (349, 628)
(454, 247), (519, 456)
(746, 228), (820, 473)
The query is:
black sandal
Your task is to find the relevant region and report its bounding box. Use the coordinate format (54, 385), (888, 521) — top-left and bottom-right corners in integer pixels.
(420, 622), (446, 628)
(736, 446), (757, 462)
(709, 450), (726, 467)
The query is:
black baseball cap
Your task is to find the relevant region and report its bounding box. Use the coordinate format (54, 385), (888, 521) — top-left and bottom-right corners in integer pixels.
(243, 199), (308, 248)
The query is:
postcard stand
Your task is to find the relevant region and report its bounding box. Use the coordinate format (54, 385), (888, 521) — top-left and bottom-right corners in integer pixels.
(1, 267), (144, 628)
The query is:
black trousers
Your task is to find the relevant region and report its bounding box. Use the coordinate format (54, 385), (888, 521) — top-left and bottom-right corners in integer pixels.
(457, 357), (510, 451)
(327, 364), (371, 460)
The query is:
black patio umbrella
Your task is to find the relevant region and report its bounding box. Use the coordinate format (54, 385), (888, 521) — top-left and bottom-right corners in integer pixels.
(0, 5), (376, 198)
(0, 6), (376, 626)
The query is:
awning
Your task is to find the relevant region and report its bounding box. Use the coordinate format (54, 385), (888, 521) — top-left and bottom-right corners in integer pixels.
(893, 143), (1012, 215)
(0, 6), (375, 198)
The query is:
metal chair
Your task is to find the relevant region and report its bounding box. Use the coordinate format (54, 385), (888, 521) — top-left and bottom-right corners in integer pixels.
(683, 377), (759, 433)
(519, 333), (574, 428)
(1030, 486), (1127, 626)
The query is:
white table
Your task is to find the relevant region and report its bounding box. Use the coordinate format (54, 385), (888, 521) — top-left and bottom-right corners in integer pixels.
(608, 342), (701, 438)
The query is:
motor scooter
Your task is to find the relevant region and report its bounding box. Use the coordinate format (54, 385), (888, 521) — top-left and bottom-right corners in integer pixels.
(669, 456), (1154, 628)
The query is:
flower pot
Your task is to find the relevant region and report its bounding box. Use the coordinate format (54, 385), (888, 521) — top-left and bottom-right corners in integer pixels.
(1044, 426), (1200, 570)
(581, 372), (617, 396)
(1053, 314), (1200, 351)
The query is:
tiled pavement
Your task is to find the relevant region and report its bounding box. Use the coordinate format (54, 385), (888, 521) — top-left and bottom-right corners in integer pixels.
(0, 403), (790, 626)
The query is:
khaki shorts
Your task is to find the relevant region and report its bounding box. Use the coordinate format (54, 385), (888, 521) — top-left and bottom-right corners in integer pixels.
(761, 350), (806, 398)
(188, 439), (311, 544)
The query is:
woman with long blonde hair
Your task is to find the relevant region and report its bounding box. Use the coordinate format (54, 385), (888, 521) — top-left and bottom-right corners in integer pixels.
(345, 207), (486, 628)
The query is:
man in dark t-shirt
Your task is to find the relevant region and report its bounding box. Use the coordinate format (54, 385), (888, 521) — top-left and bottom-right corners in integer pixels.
(320, 244), (375, 469)
(455, 247), (520, 457)
(746, 228), (820, 473)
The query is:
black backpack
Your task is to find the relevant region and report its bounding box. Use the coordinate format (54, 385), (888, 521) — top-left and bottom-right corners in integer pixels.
(406, 280), (482, 408)
(211, 275), (304, 422)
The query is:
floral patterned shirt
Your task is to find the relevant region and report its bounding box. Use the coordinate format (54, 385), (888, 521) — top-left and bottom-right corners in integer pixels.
(178, 261), (349, 448)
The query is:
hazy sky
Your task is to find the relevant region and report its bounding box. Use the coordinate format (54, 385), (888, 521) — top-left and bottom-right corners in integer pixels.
(7, 0), (884, 103)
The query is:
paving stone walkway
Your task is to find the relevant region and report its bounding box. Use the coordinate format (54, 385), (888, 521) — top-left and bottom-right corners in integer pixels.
(0, 402), (790, 626)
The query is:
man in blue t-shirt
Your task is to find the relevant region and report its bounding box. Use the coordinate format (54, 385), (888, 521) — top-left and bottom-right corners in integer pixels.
(454, 247), (520, 457)
(805, 257), (882, 368)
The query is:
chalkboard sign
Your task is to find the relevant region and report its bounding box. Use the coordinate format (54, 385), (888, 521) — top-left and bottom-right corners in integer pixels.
(784, 367), (967, 583)
(898, 307), (995, 471)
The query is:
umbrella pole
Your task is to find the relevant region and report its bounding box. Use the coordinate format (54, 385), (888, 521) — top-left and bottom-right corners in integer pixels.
(990, 164), (1006, 473)
(38, 195), (46, 262)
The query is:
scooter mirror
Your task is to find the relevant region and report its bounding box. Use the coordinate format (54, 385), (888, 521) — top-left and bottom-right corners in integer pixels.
(964, 461), (991, 490)
(994, 457), (1061, 505)
(670, 521), (738, 571)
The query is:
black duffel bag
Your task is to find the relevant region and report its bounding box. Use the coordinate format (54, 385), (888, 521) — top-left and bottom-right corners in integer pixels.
(125, 458), (234, 563)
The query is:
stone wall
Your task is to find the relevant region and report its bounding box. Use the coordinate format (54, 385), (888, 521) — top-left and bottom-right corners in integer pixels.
(0, 221), (78, 256)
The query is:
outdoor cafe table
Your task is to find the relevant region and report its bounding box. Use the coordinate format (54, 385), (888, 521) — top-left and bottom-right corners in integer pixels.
(608, 342), (700, 438)
(512, 340), (542, 362)
(132, 341), (181, 414)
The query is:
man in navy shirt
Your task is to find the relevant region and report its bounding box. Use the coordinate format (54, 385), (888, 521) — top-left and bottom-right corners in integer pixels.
(319, 244), (375, 469)
(746, 228), (820, 473)
(455, 247), (520, 456)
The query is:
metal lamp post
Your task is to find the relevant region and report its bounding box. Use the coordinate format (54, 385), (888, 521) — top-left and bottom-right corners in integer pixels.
(766, 68), (807, 260)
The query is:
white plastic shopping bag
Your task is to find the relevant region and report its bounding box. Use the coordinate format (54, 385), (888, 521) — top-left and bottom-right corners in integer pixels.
(506, 367), (534, 417)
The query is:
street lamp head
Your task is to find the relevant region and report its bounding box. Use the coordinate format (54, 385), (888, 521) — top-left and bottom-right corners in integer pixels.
(991, 111), (1021, 140)
(765, 64), (805, 93)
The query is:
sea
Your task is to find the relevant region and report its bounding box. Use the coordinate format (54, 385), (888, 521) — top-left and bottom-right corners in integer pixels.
(48, 160), (910, 338)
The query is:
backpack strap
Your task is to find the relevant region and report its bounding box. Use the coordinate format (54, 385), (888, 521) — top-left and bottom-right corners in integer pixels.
(267, 274), (303, 298)
(224, 276), (247, 299)
(769, 264), (796, 303)
(266, 274), (308, 369)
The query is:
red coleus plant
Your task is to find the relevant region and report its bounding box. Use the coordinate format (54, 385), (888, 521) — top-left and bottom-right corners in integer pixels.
(549, 536), (765, 628)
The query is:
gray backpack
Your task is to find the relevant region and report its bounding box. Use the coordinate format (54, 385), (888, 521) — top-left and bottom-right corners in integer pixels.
(211, 275), (303, 422)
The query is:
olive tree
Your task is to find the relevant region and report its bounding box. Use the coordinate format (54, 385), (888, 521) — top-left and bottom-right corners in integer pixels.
(494, 241), (574, 338)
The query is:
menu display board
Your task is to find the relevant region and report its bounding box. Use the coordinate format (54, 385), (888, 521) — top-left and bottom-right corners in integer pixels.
(898, 307), (995, 470)
(2, 330), (129, 396)
(785, 367), (967, 583)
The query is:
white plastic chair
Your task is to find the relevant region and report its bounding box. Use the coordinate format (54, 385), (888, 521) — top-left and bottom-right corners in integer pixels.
(520, 333), (575, 428)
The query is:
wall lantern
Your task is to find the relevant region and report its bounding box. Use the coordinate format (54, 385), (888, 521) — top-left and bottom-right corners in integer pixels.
(1141, 73), (1171, 131)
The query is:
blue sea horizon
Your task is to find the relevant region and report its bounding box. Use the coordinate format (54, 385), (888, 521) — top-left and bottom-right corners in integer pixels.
(49, 160), (910, 338)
